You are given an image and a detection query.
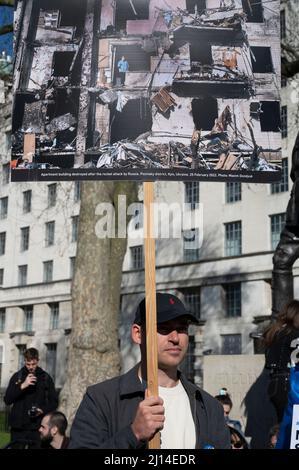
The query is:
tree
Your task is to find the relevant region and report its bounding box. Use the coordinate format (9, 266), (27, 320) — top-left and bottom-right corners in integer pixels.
(59, 180), (138, 425)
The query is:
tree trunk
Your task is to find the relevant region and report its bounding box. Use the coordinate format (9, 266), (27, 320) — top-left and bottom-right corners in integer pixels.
(60, 180), (137, 426)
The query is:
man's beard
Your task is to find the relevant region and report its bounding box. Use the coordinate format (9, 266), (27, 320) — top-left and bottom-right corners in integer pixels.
(40, 432), (53, 445)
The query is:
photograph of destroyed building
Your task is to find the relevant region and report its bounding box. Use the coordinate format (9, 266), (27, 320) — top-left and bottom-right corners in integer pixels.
(11, 0), (282, 182)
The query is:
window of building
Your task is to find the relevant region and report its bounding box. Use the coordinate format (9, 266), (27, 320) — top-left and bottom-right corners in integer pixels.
(250, 102), (261, 120)
(183, 229), (200, 262)
(0, 197), (8, 219)
(281, 105), (288, 138)
(130, 245), (144, 270)
(133, 207), (143, 230)
(114, 45), (151, 85)
(47, 184), (57, 208)
(23, 190), (32, 213)
(185, 182), (200, 210)
(224, 283), (241, 317)
(221, 334), (242, 354)
(190, 43), (213, 68)
(2, 163), (9, 185)
(225, 221), (242, 257)
(43, 260), (53, 283)
(271, 158), (289, 194)
(242, 0), (263, 23)
(70, 256), (76, 278)
(186, 0), (206, 14)
(18, 265), (27, 286)
(49, 303), (59, 330)
(270, 213), (286, 251)
(74, 181), (81, 202)
(46, 343), (57, 383)
(0, 309), (5, 333)
(182, 289), (201, 320)
(226, 182), (241, 203)
(280, 9), (286, 39)
(260, 101), (281, 133)
(17, 344), (26, 369)
(0, 269), (3, 286)
(43, 10), (60, 28)
(20, 227), (30, 252)
(71, 216), (79, 242)
(0, 232), (6, 256)
(110, 98), (152, 143)
(115, 0), (149, 31)
(191, 97), (218, 131)
(52, 51), (76, 77)
(251, 47), (273, 73)
(45, 221), (55, 247)
(23, 306), (33, 332)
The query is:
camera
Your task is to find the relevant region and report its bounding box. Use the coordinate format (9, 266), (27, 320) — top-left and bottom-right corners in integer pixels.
(28, 405), (38, 418)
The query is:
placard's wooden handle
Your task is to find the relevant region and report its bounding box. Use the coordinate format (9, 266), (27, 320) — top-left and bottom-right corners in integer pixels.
(144, 181), (160, 450)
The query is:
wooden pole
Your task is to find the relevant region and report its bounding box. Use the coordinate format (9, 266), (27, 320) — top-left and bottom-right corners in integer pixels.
(144, 181), (160, 449)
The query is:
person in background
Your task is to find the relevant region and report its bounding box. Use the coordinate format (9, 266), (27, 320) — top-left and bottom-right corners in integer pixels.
(263, 300), (299, 422)
(214, 387), (242, 432)
(39, 411), (69, 449)
(117, 56), (129, 85)
(4, 347), (58, 448)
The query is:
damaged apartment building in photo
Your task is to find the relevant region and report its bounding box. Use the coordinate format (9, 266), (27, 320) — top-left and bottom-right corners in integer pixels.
(11, 0), (282, 180)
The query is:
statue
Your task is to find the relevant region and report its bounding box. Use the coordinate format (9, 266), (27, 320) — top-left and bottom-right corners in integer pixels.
(272, 132), (299, 317)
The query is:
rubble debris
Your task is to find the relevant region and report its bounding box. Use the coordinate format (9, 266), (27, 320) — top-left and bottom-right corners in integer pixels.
(215, 152), (242, 170)
(98, 89), (118, 104)
(211, 105), (232, 133)
(151, 87), (177, 113)
(46, 113), (77, 133)
(84, 128), (279, 172)
(22, 101), (47, 133)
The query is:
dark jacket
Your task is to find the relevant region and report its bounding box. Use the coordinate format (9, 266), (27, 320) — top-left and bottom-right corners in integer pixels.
(69, 364), (230, 449)
(4, 366), (58, 430)
(265, 329), (299, 373)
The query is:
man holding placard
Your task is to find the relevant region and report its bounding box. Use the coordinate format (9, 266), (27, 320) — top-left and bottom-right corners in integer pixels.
(69, 293), (230, 449)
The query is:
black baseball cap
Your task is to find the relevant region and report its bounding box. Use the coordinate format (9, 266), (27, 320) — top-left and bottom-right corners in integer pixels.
(134, 293), (199, 325)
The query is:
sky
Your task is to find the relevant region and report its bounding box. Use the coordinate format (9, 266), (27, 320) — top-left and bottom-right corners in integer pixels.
(0, 6), (13, 57)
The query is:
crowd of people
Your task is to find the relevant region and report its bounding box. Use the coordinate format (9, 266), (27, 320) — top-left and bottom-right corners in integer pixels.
(2, 294), (299, 449)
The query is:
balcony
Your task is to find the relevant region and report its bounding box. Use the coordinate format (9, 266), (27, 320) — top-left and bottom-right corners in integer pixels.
(172, 67), (253, 99)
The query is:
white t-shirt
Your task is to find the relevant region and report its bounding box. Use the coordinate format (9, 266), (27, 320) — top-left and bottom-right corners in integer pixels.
(158, 381), (196, 449)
